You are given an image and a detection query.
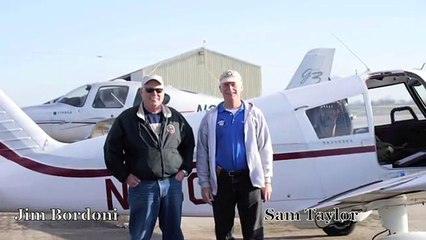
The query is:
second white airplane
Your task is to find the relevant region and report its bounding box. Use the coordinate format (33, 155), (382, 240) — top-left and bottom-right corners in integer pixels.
(22, 82), (221, 143)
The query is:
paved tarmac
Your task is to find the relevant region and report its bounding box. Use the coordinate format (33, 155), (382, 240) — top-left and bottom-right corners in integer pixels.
(1, 204), (425, 240)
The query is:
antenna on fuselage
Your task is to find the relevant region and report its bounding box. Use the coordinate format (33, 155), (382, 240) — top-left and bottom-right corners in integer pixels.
(332, 33), (370, 74)
(199, 41), (221, 84)
(421, 63), (425, 70)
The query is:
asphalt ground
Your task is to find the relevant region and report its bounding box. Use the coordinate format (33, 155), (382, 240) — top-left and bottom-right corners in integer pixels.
(1, 203), (425, 240)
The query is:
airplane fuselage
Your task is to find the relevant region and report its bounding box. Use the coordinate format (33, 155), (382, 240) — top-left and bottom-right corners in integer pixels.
(3, 70), (426, 216)
(3, 49), (426, 238)
(22, 81), (221, 142)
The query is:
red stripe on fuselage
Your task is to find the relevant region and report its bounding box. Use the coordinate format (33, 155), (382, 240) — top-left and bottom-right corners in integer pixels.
(273, 146), (376, 160)
(0, 142), (111, 178)
(0, 141), (376, 178)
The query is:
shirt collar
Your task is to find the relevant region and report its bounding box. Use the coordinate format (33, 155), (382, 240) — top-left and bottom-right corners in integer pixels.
(217, 101), (244, 113)
(136, 103), (172, 120)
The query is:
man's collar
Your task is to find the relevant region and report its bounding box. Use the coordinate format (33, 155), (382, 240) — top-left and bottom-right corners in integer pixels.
(136, 103), (172, 120)
(218, 101), (244, 113)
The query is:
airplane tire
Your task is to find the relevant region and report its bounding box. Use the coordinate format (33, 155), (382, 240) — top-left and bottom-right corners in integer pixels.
(322, 221), (356, 236)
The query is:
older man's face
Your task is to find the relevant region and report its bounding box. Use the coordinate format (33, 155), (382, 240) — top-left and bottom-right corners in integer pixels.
(140, 80), (164, 109)
(219, 81), (243, 102)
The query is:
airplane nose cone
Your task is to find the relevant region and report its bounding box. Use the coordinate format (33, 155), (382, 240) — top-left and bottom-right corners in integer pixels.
(22, 105), (53, 122)
(22, 106), (41, 120)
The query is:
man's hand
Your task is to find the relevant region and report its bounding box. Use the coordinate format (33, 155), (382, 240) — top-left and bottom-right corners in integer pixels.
(126, 174), (141, 187)
(201, 187), (214, 205)
(175, 170), (187, 182)
(261, 183), (272, 202)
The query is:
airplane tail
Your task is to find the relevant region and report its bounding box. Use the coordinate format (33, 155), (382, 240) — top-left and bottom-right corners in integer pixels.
(285, 48), (335, 89)
(0, 89), (64, 156)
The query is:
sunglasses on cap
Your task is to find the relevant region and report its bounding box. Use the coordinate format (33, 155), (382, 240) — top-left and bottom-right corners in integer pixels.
(145, 88), (164, 94)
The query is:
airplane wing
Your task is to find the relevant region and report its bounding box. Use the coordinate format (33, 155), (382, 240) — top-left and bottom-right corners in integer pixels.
(310, 170), (426, 211)
(285, 48), (335, 89)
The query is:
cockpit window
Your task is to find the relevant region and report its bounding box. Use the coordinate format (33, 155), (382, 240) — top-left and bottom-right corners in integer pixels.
(58, 85), (91, 107)
(369, 83), (424, 125)
(306, 96), (367, 139)
(93, 86), (129, 108)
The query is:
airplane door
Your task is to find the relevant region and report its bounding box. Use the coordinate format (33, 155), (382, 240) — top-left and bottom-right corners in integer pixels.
(284, 76), (379, 198)
(89, 85), (130, 136)
(253, 92), (326, 204)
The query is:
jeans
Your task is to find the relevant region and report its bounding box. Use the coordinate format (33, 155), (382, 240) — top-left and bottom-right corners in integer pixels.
(128, 177), (184, 240)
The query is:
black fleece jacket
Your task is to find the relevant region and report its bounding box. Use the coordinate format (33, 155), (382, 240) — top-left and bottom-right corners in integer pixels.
(104, 104), (195, 182)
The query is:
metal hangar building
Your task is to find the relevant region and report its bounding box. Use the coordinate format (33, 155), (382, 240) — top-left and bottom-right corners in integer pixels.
(113, 47), (262, 99)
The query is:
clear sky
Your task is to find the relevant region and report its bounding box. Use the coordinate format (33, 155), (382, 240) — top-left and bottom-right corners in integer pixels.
(1, 0), (425, 107)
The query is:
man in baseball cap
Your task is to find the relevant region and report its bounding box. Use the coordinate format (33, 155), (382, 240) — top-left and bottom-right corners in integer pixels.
(219, 69), (242, 84)
(142, 74), (164, 88)
(197, 68), (273, 240)
(105, 71), (195, 240)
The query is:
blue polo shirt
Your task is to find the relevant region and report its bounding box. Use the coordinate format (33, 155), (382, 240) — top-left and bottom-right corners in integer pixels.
(215, 102), (247, 171)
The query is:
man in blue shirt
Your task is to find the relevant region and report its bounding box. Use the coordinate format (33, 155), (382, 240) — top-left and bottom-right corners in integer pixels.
(196, 70), (273, 240)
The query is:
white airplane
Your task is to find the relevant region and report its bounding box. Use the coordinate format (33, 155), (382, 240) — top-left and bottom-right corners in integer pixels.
(3, 48), (426, 239)
(21, 48), (335, 144)
(22, 81), (221, 143)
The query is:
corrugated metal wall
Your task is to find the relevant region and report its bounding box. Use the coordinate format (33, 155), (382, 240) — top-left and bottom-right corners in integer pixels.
(121, 48), (261, 99)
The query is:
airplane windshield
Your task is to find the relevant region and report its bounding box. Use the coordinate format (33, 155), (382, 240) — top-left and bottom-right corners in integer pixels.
(58, 85), (91, 107)
(43, 97), (60, 105)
